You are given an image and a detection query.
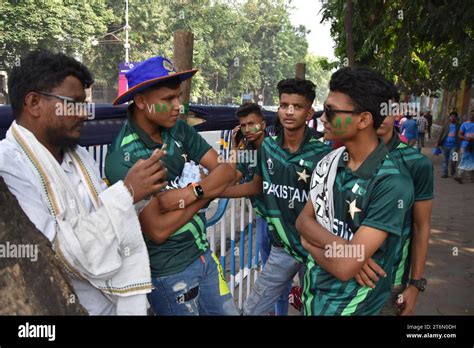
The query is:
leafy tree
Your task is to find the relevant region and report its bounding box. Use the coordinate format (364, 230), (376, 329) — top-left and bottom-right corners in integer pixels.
(0, 0), (113, 70)
(320, 0), (473, 97)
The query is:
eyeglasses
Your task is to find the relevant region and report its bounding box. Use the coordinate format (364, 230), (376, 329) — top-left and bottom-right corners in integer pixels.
(323, 104), (362, 122)
(39, 92), (93, 117)
(39, 92), (79, 104)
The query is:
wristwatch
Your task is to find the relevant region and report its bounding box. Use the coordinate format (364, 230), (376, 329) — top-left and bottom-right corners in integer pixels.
(408, 278), (427, 292)
(189, 182), (204, 199)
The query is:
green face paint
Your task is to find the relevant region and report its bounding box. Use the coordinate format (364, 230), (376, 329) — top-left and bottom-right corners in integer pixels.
(344, 117), (352, 128)
(332, 116), (352, 135)
(248, 124), (261, 134)
(242, 123), (262, 136)
(154, 102), (171, 113)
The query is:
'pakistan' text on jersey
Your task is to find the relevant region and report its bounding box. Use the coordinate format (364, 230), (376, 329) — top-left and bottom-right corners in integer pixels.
(303, 141), (415, 315)
(256, 127), (331, 262)
(387, 134), (434, 287)
(105, 108), (212, 277)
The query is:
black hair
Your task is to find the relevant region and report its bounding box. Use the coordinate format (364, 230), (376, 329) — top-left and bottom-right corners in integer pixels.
(329, 67), (399, 129)
(8, 49), (93, 118)
(277, 78), (316, 104)
(449, 111), (458, 117)
(235, 103), (263, 119)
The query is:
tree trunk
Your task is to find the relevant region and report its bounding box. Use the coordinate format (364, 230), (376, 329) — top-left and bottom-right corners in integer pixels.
(461, 76), (472, 122)
(295, 63), (306, 79)
(344, 0), (355, 67)
(173, 30), (194, 111)
(440, 90), (449, 123)
(0, 177), (87, 315)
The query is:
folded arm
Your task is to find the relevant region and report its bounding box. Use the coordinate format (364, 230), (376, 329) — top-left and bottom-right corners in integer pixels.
(219, 173), (262, 198)
(157, 148), (235, 212)
(296, 200), (388, 282)
(139, 196), (210, 244)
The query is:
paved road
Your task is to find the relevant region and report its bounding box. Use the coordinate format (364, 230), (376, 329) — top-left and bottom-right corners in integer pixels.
(416, 143), (474, 315)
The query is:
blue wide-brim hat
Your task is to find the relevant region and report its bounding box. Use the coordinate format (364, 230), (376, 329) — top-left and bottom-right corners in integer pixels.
(113, 56), (198, 105)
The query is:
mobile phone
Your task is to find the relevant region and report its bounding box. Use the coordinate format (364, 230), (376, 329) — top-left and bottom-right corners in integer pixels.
(235, 129), (244, 146)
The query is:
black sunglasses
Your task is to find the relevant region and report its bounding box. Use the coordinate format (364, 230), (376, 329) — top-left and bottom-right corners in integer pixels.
(323, 104), (362, 121)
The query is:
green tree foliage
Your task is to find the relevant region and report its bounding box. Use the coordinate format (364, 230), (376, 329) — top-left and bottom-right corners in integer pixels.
(0, 0), (114, 70)
(1, 0), (333, 105)
(320, 0), (473, 96)
(305, 54), (332, 106)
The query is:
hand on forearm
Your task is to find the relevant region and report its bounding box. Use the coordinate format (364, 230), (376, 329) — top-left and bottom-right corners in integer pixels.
(198, 163), (235, 198)
(220, 180), (261, 198)
(157, 186), (196, 213)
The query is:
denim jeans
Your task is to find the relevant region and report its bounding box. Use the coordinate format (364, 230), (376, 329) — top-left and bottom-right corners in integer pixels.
(243, 245), (302, 315)
(441, 146), (457, 176)
(147, 249), (239, 315)
(256, 217), (292, 315)
(417, 132), (425, 147)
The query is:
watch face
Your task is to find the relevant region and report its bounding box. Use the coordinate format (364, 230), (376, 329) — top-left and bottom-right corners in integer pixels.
(420, 279), (427, 289)
(195, 184), (204, 197)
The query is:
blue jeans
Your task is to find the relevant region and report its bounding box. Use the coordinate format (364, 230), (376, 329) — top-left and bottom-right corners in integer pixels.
(147, 249), (239, 315)
(441, 146), (457, 176)
(244, 245), (302, 315)
(256, 217), (291, 315)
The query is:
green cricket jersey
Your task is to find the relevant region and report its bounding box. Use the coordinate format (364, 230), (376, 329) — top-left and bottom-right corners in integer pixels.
(236, 141), (266, 218)
(302, 141), (415, 315)
(256, 127), (332, 262)
(105, 107), (212, 277)
(386, 134), (434, 287)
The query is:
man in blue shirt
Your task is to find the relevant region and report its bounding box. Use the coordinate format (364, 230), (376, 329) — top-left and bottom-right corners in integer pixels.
(400, 114), (418, 146)
(455, 110), (474, 183)
(437, 112), (460, 178)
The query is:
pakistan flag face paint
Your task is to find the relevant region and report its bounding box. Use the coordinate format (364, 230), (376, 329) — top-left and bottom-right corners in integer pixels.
(242, 123), (262, 136)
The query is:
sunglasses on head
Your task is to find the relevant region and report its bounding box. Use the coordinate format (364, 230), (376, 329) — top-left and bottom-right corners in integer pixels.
(323, 104), (363, 122)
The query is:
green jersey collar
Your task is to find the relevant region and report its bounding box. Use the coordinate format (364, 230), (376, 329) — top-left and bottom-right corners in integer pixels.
(339, 140), (388, 179)
(386, 131), (402, 152)
(275, 126), (313, 154)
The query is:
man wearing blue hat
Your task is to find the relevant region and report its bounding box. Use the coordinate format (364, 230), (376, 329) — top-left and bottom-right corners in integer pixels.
(105, 56), (239, 315)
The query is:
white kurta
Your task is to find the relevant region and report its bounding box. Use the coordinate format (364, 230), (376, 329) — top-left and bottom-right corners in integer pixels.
(0, 125), (149, 315)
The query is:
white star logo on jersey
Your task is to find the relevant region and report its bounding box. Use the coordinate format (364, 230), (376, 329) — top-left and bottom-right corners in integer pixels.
(346, 199), (362, 220)
(296, 168), (310, 183)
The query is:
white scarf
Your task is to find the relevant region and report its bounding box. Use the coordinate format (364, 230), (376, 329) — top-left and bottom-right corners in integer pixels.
(309, 146), (346, 232)
(7, 121), (152, 314)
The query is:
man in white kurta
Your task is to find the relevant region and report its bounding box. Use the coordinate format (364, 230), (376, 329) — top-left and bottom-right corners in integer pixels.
(0, 50), (167, 315)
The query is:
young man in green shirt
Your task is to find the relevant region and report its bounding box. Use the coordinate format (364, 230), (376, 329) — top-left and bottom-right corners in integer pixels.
(105, 56), (238, 315)
(364, 114), (433, 315)
(229, 103), (267, 218)
(296, 67), (415, 315)
(220, 79), (332, 315)
(228, 103), (292, 314)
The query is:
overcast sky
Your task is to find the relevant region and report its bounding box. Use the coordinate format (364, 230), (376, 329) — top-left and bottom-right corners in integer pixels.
(288, 0), (336, 60)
